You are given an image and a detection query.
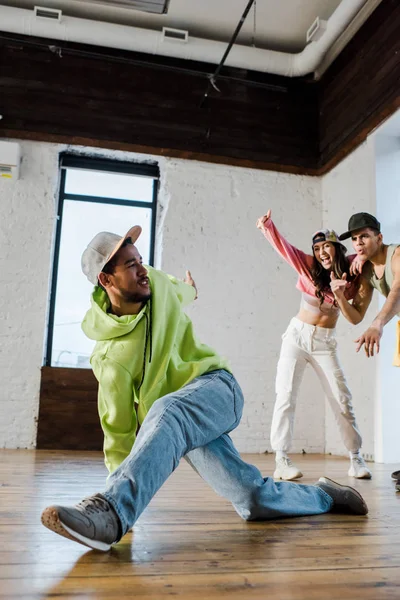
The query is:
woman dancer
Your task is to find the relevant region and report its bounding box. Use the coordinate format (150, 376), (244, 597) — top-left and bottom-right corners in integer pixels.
(256, 210), (372, 481)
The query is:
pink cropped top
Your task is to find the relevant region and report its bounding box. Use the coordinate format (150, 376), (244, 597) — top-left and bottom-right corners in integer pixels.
(261, 218), (359, 307)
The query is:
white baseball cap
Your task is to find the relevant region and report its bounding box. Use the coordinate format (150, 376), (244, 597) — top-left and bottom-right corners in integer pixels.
(312, 229), (347, 252)
(81, 225), (142, 285)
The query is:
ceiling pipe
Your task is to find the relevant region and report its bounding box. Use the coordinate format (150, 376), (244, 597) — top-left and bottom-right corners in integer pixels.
(0, 1), (381, 77)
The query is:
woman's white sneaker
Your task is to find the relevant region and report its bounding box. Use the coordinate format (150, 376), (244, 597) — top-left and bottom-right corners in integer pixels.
(348, 456), (372, 479)
(274, 457), (303, 481)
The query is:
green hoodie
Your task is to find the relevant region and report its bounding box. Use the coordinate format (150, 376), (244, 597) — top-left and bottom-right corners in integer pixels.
(82, 266), (231, 474)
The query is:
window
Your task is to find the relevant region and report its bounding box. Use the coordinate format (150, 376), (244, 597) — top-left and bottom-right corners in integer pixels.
(46, 155), (159, 368)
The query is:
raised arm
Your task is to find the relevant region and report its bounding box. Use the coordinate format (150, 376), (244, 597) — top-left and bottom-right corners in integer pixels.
(256, 210), (314, 278)
(167, 271), (197, 305)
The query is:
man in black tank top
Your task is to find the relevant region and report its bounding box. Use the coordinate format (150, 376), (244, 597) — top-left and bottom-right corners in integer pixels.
(339, 212), (400, 487)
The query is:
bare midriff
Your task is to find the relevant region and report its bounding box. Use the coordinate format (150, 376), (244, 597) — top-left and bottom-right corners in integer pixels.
(296, 307), (339, 329)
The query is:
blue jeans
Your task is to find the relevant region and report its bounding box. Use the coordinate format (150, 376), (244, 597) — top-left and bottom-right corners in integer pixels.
(103, 370), (333, 536)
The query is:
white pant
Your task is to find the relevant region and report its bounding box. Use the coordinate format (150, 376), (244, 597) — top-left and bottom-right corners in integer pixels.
(270, 317), (362, 454)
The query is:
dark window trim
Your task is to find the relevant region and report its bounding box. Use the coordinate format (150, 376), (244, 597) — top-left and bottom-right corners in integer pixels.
(64, 193), (154, 208)
(46, 168), (66, 369)
(60, 153), (160, 178)
(45, 154), (159, 367)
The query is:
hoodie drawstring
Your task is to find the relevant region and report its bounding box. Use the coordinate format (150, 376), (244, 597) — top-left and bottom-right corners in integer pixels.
(149, 296), (153, 363)
(137, 299), (152, 391)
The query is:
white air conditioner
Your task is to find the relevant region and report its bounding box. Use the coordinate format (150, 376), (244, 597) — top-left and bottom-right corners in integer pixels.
(0, 141), (21, 180)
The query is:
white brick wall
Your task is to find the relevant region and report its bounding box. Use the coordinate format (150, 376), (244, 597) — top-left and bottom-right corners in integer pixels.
(0, 143), (60, 447)
(0, 138), (377, 458)
(322, 139), (378, 459)
(159, 159), (324, 453)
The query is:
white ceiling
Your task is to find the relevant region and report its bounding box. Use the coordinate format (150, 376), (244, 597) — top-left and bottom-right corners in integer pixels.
(0, 0), (343, 52)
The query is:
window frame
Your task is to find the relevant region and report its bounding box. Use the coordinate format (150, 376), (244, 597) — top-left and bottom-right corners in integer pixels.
(45, 153), (159, 367)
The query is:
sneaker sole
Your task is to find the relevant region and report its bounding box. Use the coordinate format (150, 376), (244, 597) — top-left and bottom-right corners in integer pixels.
(319, 476), (368, 515)
(348, 468), (372, 479)
(41, 506), (111, 552)
(273, 469), (303, 481)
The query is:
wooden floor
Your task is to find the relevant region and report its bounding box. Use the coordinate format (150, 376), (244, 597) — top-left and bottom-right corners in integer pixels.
(1, 451), (400, 600)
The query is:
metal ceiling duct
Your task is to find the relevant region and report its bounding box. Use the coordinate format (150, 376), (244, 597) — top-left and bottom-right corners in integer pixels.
(79, 0), (170, 15)
(0, 0), (382, 77)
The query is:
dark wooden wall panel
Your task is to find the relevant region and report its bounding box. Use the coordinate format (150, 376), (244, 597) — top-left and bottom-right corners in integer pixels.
(1, 0), (398, 177)
(318, 0), (400, 172)
(0, 34), (319, 173)
(37, 367), (102, 451)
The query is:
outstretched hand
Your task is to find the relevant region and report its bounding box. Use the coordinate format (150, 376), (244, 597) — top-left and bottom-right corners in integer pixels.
(330, 272), (350, 299)
(256, 209), (271, 231)
(184, 270), (198, 299)
(355, 324), (383, 357)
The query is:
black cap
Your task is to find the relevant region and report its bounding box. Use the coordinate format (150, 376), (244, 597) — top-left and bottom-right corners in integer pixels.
(339, 213), (381, 241)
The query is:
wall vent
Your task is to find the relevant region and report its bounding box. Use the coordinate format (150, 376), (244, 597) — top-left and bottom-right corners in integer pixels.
(162, 27), (189, 43)
(34, 6), (62, 22)
(306, 17), (327, 43)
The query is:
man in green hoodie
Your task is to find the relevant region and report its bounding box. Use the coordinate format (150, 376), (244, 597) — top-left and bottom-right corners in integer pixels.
(41, 225), (368, 552)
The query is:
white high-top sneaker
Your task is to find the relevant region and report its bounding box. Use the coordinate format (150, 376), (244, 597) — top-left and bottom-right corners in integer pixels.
(348, 456), (372, 479)
(274, 457), (303, 481)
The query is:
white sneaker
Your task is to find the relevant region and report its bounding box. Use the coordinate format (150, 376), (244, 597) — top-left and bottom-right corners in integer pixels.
(348, 456), (372, 479)
(274, 457), (303, 481)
